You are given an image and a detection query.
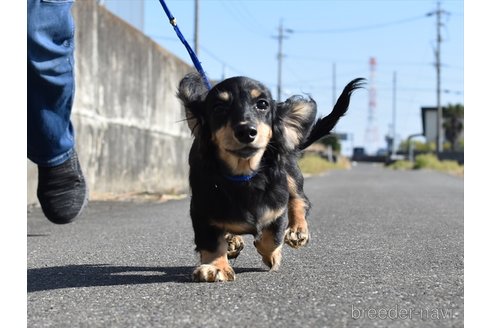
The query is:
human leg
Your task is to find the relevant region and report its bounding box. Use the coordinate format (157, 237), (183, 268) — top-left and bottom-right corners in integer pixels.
(27, 0), (87, 224)
(27, 0), (76, 165)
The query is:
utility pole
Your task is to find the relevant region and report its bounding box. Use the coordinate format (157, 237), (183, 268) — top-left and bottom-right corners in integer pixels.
(428, 1), (448, 153)
(436, 1), (442, 153)
(276, 20), (284, 101)
(391, 71), (397, 157)
(139, 0), (145, 32)
(365, 57), (379, 154)
(274, 20), (292, 101)
(221, 64), (227, 81)
(194, 0), (200, 56)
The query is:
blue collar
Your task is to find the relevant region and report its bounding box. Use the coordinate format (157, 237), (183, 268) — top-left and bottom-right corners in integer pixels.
(224, 171), (258, 182)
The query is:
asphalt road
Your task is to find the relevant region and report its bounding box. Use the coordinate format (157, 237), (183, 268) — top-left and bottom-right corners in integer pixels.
(27, 163), (463, 328)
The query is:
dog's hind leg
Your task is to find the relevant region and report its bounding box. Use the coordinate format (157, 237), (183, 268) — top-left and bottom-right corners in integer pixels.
(285, 170), (311, 249)
(254, 216), (288, 271)
(225, 233), (244, 259)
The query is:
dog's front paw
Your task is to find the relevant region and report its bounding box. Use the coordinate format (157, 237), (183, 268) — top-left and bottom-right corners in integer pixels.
(192, 264), (236, 282)
(284, 226), (309, 249)
(225, 234), (244, 259)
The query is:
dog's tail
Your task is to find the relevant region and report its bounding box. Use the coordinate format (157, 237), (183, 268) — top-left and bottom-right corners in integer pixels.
(299, 78), (366, 150)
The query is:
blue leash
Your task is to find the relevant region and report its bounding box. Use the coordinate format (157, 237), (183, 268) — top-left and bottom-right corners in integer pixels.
(157, 0), (212, 90)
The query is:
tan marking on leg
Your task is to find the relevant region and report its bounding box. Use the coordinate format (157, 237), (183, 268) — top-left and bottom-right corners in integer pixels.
(287, 174), (297, 194)
(285, 175), (310, 248)
(192, 241), (235, 282)
(287, 174), (307, 228)
(254, 229), (283, 271)
(288, 197), (308, 228)
(259, 207), (286, 228)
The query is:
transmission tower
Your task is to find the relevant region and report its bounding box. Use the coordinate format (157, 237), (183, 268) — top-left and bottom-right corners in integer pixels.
(365, 57), (379, 154)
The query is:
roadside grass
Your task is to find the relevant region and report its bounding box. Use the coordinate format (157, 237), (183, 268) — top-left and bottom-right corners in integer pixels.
(388, 153), (463, 176)
(387, 159), (414, 170)
(298, 153), (350, 175)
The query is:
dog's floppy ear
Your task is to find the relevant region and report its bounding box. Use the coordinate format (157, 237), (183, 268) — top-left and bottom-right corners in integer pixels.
(177, 72), (209, 136)
(275, 96), (317, 151)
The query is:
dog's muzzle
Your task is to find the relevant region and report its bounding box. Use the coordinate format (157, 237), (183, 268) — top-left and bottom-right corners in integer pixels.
(227, 146), (259, 158)
(233, 123), (257, 144)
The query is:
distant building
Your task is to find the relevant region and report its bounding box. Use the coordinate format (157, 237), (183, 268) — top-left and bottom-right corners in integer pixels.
(352, 147), (366, 161)
(421, 106), (463, 146)
(421, 107), (438, 144)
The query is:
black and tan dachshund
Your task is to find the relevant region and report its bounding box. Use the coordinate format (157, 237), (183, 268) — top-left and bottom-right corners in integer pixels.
(178, 73), (364, 282)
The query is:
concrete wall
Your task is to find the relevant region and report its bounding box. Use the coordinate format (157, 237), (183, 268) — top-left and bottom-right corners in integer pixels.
(27, 0), (194, 204)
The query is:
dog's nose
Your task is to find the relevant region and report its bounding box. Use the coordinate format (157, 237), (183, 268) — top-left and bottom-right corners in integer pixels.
(234, 124), (257, 144)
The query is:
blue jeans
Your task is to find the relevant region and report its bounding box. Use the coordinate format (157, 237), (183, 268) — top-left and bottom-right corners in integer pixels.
(27, 0), (76, 167)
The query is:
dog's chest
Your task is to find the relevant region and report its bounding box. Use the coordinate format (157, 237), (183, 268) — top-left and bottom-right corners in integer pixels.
(207, 177), (289, 230)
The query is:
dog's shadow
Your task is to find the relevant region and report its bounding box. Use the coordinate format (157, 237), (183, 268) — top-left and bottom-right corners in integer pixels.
(27, 264), (265, 292)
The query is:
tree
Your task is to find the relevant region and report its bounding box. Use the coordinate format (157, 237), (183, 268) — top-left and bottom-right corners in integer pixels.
(443, 103), (464, 151)
(317, 135), (341, 153)
(399, 139), (434, 153)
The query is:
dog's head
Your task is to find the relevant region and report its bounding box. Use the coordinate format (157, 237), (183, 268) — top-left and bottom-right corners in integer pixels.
(178, 73), (316, 175)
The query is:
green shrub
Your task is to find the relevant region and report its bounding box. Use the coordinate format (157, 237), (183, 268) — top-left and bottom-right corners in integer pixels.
(387, 154), (463, 176)
(388, 160), (414, 170)
(412, 154), (463, 176)
(414, 154), (442, 170)
(439, 160), (463, 175)
(298, 153), (349, 175)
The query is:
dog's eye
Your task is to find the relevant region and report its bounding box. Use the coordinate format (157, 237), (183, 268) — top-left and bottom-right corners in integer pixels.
(256, 100), (269, 111)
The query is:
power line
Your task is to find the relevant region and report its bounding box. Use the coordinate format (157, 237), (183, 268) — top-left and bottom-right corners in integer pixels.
(217, 0), (269, 38)
(147, 33), (245, 77)
(294, 15), (428, 34)
(200, 45), (245, 77)
(230, 0), (271, 36)
(147, 35), (180, 43)
(286, 55), (463, 76)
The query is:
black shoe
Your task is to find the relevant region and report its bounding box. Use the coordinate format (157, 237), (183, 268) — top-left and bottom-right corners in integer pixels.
(37, 150), (88, 224)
